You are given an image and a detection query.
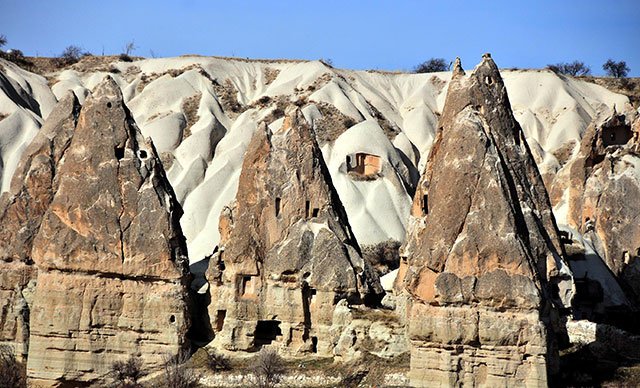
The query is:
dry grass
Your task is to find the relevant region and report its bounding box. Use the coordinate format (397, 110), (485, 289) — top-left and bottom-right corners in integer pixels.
(264, 67), (280, 85)
(313, 102), (357, 145)
(212, 79), (246, 116)
(581, 76), (640, 109)
(182, 92), (202, 139)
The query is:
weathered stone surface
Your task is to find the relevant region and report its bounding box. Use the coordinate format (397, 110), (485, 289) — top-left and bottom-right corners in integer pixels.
(0, 92), (80, 359)
(399, 55), (572, 387)
(206, 106), (382, 356)
(21, 77), (191, 385)
(557, 111), (640, 307)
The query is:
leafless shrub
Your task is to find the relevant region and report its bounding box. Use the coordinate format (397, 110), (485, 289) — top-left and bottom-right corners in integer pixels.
(361, 239), (401, 275)
(109, 355), (145, 388)
(252, 348), (285, 388)
(162, 351), (201, 388)
(204, 349), (231, 372)
(0, 345), (27, 388)
(547, 61), (591, 76)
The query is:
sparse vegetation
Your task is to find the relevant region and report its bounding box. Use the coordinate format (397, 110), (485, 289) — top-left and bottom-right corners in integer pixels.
(0, 34), (6, 49)
(181, 92), (202, 139)
(0, 345), (27, 388)
(263, 67), (280, 85)
(204, 349), (232, 372)
(119, 41), (137, 62)
(414, 57), (448, 73)
(603, 59), (630, 78)
(109, 355), (145, 388)
(547, 61), (591, 76)
(58, 45), (83, 66)
(162, 351), (201, 388)
(361, 239), (401, 275)
(252, 348), (285, 388)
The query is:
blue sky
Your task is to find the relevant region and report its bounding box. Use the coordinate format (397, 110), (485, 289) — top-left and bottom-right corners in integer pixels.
(1, 0), (638, 76)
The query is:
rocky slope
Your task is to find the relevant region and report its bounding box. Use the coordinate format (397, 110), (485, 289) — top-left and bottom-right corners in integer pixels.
(0, 56), (629, 268)
(1, 54), (639, 386)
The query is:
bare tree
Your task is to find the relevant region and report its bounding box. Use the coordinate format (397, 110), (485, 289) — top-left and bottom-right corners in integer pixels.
(58, 45), (83, 66)
(414, 58), (448, 73)
(0, 345), (27, 388)
(603, 59), (630, 78)
(252, 348), (285, 388)
(124, 41), (137, 56)
(547, 61), (591, 76)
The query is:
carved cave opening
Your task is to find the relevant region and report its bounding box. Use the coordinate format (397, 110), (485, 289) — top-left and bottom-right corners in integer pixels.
(114, 146), (125, 160)
(255, 320), (282, 347)
(602, 124), (632, 147)
(215, 310), (226, 332)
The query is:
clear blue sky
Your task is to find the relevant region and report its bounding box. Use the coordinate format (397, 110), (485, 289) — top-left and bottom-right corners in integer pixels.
(1, 0), (639, 76)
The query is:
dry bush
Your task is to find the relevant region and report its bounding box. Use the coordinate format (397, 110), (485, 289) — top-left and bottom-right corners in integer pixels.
(0, 345), (27, 388)
(414, 57), (448, 73)
(361, 239), (401, 275)
(204, 349), (231, 372)
(162, 351), (201, 388)
(252, 348), (285, 388)
(109, 355), (144, 388)
(547, 61), (591, 76)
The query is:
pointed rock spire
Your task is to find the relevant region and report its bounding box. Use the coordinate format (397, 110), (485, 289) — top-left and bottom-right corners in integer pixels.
(23, 77), (190, 384)
(399, 56), (572, 386)
(206, 106), (382, 354)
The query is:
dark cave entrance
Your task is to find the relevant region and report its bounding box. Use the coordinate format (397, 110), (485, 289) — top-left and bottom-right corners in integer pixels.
(255, 320), (282, 347)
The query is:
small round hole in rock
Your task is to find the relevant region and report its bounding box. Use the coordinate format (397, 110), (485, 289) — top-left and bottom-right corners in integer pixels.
(169, 315), (176, 323)
(138, 150), (147, 159)
(107, 102), (112, 108)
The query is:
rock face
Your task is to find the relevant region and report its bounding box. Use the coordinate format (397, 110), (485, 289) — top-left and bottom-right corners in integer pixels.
(557, 110), (640, 311)
(0, 91), (80, 359)
(398, 55), (572, 387)
(7, 77), (192, 385)
(206, 106), (382, 356)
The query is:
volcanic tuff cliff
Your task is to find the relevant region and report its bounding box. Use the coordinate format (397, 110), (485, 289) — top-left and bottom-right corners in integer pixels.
(398, 55), (573, 386)
(0, 76), (191, 385)
(1, 54), (639, 386)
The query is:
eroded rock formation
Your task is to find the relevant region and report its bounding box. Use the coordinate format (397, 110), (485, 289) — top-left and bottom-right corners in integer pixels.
(3, 77), (192, 385)
(0, 91), (80, 359)
(554, 110), (640, 314)
(398, 55), (572, 387)
(206, 106), (382, 356)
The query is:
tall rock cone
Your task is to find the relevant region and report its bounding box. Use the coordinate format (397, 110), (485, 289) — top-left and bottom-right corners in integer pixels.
(0, 91), (80, 359)
(398, 55), (572, 387)
(206, 106), (382, 356)
(24, 77), (191, 385)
